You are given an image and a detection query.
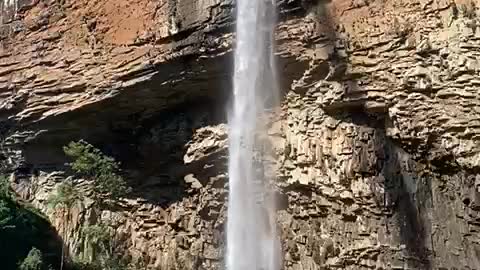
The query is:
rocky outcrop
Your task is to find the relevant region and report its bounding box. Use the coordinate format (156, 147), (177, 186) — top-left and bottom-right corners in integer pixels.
(1, 0), (480, 269)
(278, 91), (480, 269)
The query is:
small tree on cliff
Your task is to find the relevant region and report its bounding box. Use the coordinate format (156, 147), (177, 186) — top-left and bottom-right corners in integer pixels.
(48, 141), (130, 270)
(18, 247), (43, 270)
(62, 141), (130, 268)
(0, 175), (12, 228)
(72, 223), (128, 270)
(63, 140), (130, 201)
(81, 224), (127, 268)
(0, 174), (10, 199)
(48, 181), (82, 270)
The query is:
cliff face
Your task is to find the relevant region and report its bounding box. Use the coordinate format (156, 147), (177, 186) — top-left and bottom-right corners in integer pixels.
(1, 0), (480, 269)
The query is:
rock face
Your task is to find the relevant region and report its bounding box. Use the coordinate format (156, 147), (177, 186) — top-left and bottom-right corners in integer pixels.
(1, 0), (480, 269)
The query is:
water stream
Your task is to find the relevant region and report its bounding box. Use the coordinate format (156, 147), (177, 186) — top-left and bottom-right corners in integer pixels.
(226, 0), (280, 270)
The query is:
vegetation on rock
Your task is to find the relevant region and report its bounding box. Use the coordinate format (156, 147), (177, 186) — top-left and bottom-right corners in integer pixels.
(74, 224), (128, 270)
(19, 248), (44, 270)
(48, 181), (83, 210)
(0, 176), (62, 270)
(46, 141), (131, 270)
(0, 140), (130, 270)
(47, 180), (82, 270)
(63, 141), (130, 201)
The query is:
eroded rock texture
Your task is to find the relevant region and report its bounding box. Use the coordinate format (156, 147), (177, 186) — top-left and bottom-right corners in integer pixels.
(1, 0), (480, 269)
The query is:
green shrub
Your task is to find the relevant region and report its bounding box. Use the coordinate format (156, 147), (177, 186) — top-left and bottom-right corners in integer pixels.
(0, 176), (61, 269)
(72, 258), (128, 270)
(0, 198), (13, 229)
(63, 141), (130, 200)
(64, 141), (118, 179)
(76, 224), (130, 270)
(82, 224), (112, 245)
(47, 181), (83, 270)
(0, 174), (10, 199)
(0, 194), (62, 270)
(47, 181), (82, 210)
(0, 175), (13, 229)
(43, 141), (131, 269)
(71, 259), (102, 270)
(19, 247), (43, 270)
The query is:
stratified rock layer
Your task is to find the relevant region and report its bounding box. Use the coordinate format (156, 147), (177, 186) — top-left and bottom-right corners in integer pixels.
(1, 0), (480, 269)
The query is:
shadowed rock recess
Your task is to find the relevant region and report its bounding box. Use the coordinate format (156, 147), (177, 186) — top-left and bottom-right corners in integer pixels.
(0, 0), (480, 269)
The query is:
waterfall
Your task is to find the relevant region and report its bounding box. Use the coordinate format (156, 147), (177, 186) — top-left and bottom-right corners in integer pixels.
(226, 0), (280, 270)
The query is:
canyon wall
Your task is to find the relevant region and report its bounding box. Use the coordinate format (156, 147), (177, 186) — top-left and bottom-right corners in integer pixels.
(0, 0), (480, 269)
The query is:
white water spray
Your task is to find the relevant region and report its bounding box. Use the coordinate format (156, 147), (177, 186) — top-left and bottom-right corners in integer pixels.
(227, 0), (280, 270)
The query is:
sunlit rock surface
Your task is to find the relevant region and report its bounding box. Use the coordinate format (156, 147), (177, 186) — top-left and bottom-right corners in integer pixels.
(1, 0), (480, 269)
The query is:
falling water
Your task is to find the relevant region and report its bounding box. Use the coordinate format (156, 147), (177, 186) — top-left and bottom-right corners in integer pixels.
(227, 0), (280, 270)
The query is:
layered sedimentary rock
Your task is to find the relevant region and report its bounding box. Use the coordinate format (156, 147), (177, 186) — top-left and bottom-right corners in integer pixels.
(1, 0), (480, 269)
